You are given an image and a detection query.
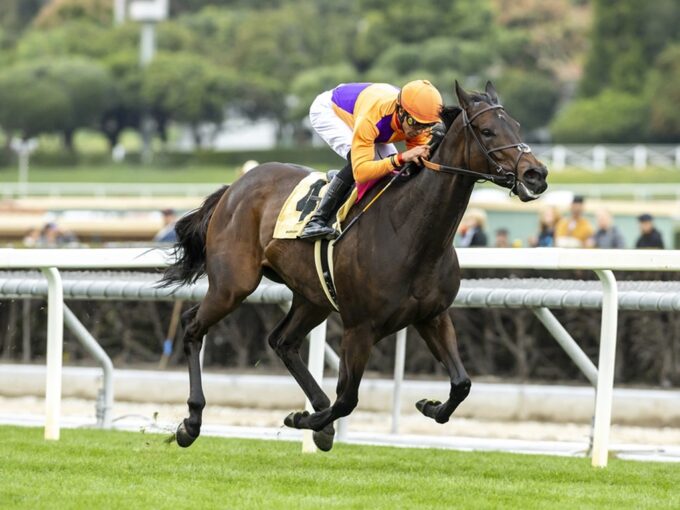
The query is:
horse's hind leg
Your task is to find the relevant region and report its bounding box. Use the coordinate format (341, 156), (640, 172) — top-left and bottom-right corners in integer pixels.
(175, 275), (258, 448)
(414, 311), (471, 424)
(268, 295), (335, 450)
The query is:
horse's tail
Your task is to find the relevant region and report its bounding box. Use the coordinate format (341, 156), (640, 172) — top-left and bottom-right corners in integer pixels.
(158, 185), (229, 288)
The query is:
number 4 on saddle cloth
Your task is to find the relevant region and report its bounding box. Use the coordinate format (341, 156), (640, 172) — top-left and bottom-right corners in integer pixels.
(273, 171), (358, 311)
(273, 171), (358, 240)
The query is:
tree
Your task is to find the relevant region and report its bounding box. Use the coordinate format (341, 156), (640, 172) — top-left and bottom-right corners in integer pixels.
(0, 58), (112, 149)
(495, 70), (560, 134)
(141, 53), (234, 144)
(33, 0), (112, 29)
(289, 64), (356, 120)
(0, 64), (71, 139)
(0, 0), (45, 36)
(580, 0), (680, 97)
(14, 19), (139, 63)
(352, 0), (495, 71)
(47, 59), (114, 149)
(99, 51), (144, 148)
(648, 45), (680, 142)
(550, 89), (648, 143)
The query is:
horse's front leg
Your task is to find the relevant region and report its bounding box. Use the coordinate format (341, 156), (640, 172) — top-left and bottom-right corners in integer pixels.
(414, 311), (471, 424)
(269, 296), (335, 450)
(285, 326), (373, 433)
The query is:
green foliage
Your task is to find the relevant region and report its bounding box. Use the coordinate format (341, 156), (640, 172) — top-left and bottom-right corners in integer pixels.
(0, 58), (112, 144)
(33, 0), (112, 29)
(495, 70), (560, 132)
(0, 66), (70, 138)
(550, 89), (649, 143)
(648, 45), (680, 142)
(99, 51), (144, 147)
(1, 0), (677, 147)
(14, 21), (138, 61)
(580, 0), (680, 97)
(352, 0), (495, 71)
(289, 64), (356, 120)
(141, 52), (232, 130)
(156, 20), (201, 54)
(0, 0), (45, 36)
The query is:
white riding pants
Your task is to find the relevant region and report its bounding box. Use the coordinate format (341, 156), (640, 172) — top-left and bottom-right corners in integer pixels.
(309, 90), (397, 161)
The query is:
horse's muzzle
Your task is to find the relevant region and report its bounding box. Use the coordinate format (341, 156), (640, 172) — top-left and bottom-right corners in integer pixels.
(517, 165), (548, 201)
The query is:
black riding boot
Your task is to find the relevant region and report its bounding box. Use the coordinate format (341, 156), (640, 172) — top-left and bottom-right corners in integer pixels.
(299, 173), (353, 241)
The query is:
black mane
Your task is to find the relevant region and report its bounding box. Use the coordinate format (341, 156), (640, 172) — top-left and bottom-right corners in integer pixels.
(440, 105), (462, 130)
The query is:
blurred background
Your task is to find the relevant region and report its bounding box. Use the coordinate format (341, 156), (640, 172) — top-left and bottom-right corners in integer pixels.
(1, 0), (680, 389)
(0, 0), (678, 247)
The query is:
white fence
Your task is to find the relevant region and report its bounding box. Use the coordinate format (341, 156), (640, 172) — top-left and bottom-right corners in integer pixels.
(3, 247), (680, 467)
(533, 144), (680, 171)
(0, 145), (679, 200)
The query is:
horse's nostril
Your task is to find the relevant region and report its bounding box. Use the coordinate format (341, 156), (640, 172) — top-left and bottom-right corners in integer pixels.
(524, 168), (544, 183)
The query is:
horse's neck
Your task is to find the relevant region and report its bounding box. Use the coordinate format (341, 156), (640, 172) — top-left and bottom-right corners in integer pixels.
(392, 116), (475, 255)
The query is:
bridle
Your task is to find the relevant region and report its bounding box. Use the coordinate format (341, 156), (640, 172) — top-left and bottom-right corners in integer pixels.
(421, 103), (533, 192)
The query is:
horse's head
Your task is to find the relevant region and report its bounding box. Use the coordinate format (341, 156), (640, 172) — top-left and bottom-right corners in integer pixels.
(441, 81), (548, 202)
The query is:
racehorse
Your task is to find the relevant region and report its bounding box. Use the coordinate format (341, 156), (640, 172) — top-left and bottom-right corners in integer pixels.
(161, 81), (548, 451)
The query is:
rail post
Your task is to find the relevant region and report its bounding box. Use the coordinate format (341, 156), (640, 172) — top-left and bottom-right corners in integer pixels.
(41, 267), (64, 440)
(591, 269), (618, 467)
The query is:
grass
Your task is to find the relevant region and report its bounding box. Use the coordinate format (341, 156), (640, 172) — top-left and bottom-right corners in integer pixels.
(0, 164), (242, 184)
(0, 163), (678, 186)
(1, 426), (678, 510)
(546, 166), (680, 184)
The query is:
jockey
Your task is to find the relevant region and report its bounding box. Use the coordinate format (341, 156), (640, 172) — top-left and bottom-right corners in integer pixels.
(300, 80), (443, 240)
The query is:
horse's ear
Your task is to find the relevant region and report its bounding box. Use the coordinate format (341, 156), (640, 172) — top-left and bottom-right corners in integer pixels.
(485, 81), (499, 105)
(455, 80), (472, 108)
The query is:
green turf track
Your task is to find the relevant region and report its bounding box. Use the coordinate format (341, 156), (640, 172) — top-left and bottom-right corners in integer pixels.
(1, 164), (680, 185)
(1, 426), (678, 509)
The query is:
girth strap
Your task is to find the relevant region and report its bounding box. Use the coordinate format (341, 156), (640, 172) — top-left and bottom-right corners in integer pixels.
(314, 239), (340, 311)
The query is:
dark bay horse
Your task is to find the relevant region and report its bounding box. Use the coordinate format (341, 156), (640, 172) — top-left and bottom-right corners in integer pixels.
(161, 81), (548, 451)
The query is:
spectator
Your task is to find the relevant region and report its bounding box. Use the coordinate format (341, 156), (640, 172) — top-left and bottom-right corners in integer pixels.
(529, 206), (560, 247)
(458, 208), (488, 247)
(24, 222), (78, 247)
(554, 195), (594, 248)
(635, 213), (664, 249)
(22, 227), (41, 247)
(592, 209), (625, 248)
(153, 208), (178, 243)
(494, 228), (510, 248)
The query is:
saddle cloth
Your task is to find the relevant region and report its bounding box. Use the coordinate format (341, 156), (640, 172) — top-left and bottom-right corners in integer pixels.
(273, 172), (358, 239)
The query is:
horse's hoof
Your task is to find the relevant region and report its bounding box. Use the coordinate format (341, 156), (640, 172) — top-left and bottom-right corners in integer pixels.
(312, 425), (335, 452)
(284, 410), (310, 429)
(175, 421), (198, 448)
(415, 399), (441, 419)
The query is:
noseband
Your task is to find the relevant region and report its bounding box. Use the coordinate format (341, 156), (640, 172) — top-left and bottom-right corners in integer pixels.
(421, 103), (532, 192)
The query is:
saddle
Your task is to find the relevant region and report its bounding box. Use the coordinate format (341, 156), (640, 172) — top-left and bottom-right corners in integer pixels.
(273, 171), (357, 240)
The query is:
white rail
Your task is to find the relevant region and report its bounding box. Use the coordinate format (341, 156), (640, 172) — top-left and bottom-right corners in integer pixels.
(3, 247), (680, 467)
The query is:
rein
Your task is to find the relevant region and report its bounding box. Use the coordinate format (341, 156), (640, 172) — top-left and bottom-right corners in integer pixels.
(422, 104), (532, 192)
(335, 102), (532, 243)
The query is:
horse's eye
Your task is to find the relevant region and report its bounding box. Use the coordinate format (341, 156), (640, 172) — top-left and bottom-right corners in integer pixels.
(481, 129), (494, 137)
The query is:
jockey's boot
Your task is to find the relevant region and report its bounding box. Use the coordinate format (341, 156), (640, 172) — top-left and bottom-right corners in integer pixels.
(299, 173), (353, 241)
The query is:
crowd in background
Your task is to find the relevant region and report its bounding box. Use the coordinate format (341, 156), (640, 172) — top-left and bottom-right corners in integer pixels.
(457, 195), (665, 249)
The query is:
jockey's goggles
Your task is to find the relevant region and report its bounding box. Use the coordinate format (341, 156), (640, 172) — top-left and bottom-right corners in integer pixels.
(398, 106), (436, 131)
(406, 113), (435, 130)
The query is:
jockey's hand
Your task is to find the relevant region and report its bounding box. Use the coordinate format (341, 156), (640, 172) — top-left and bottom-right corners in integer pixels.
(402, 145), (430, 163)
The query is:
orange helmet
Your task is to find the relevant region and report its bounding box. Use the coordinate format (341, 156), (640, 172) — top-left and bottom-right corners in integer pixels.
(399, 80), (443, 124)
